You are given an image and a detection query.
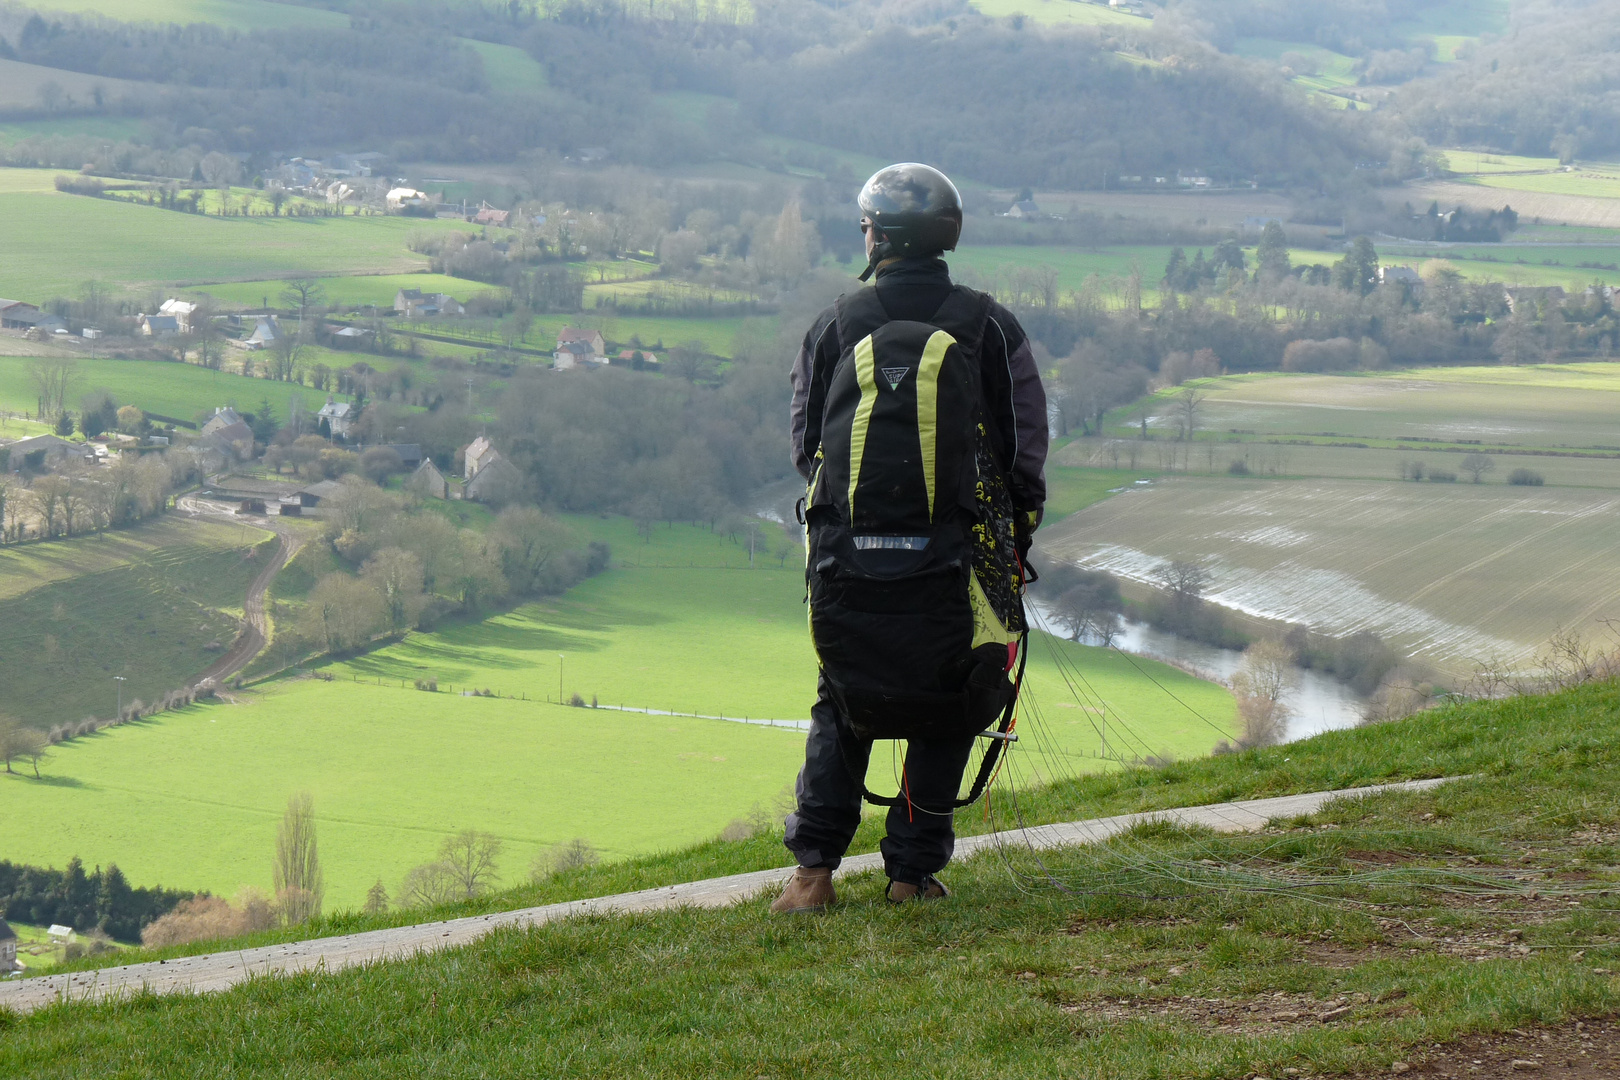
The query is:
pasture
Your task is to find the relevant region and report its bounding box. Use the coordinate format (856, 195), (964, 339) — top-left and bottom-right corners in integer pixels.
(0, 172), (469, 297)
(196, 274), (480, 312)
(0, 355), (343, 425)
(0, 517), (276, 725)
(0, 59), (145, 112)
(465, 40), (547, 93)
(1164, 365), (1620, 450)
(968, 0), (1143, 28)
(1391, 179), (1620, 231)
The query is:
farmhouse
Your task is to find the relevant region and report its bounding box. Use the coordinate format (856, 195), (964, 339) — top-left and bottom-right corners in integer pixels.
(201, 407), (244, 436)
(1, 919), (17, 973)
(472, 203), (510, 227)
(195, 420), (255, 462)
(1006, 200), (1042, 220)
(613, 349), (660, 368)
(317, 398), (356, 439)
(5, 434), (88, 472)
(0, 299), (41, 329)
(463, 435), (499, 480)
(556, 327), (606, 358)
(408, 458), (449, 499)
(1377, 265), (1424, 296)
(296, 479), (342, 507)
(465, 454), (521, 504)
(393, 290), (467, 318)
(244, 316), (281, 349)
(158, 298), (199, 333)
(139, 314), (181, 337)
(553, 340), (598, 371)
(386, 187), (431, 212)
(331, 325), (371, 343)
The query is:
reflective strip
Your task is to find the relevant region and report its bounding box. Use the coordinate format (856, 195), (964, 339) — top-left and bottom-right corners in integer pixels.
(853, 535), (930, 551)
(915, 330), (956, 521)
(846, 334), (879, 520)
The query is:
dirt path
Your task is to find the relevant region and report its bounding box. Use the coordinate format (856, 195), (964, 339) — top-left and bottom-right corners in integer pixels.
(0, 777), (1453, 1016)
(175, 493), (306, 688)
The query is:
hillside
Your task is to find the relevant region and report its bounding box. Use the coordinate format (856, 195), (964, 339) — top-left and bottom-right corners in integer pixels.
(4, 678), (1619, 1076)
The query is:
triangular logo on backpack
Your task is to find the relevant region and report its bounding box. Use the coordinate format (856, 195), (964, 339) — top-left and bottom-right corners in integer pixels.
(880, 367), (909, 390)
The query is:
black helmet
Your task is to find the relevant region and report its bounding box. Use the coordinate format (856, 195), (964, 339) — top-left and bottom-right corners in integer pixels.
(857, 163), (963, 279)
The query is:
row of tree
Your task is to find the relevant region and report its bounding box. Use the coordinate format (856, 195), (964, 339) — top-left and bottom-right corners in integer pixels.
(0, 856), (194, 943)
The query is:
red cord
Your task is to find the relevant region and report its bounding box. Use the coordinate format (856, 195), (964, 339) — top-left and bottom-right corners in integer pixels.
(902, 763), (914, 823)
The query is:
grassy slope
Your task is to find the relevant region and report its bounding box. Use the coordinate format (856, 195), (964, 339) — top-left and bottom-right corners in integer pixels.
(3, 482), (1234, 909)
(0, 517), (276, 725)
(31, 0), (345, 26)
(0, 355), (346, 423)
(7, 680), (1619, 1077)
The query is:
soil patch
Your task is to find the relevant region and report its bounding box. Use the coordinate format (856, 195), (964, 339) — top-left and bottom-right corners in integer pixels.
(1350, 1019), (1620, 1079)
(1059, 989), (1407, 1033)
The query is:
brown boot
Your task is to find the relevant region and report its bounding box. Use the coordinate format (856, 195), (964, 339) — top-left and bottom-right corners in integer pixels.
(886, 875), (949, 903)
(770, 867), (836, 914)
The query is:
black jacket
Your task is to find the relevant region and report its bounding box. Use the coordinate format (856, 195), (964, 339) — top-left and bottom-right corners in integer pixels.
(789, 258), (1048, 514)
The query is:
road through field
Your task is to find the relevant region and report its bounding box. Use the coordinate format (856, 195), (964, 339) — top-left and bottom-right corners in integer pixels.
(1038, 477), (1620, 675)
(175, 493), (304, 687)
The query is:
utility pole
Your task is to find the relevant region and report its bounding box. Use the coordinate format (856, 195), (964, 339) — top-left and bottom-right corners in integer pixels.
(558, 654), (564, 703)
(114, 675), (126, 721)
(466, 378), (474, 414)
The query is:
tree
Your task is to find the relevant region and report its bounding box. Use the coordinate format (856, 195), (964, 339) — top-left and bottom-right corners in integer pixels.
(0, 714), (46, 775)
(30, 475), (71, 537)
(1230, 639), (1295, 749)
(1174, 388), (1205, 441)
(1156, 560), (1211, 613)
(1460, 453), (1496, 483)
(28, 356), (81, 420)
(272, 792), (324, 924)
(116, 405), (145, 434)
(1051, 576), (1124, 645)
(54, 411), (75, 436)
(268, 331), (307, 382)
(492, 507), (574, 595)
(1333, 236), (1380, 295)
(301, 573), (387, 652)
(437, 830), (503, 899)
(1255, 220), (1291, 280)
(363, 880), (389, 915)
(361, 547), (427, 631)
(280, 278), (327, 323)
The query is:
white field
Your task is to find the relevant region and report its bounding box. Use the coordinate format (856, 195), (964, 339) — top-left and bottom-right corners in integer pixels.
(1037, 476), (1620, 676)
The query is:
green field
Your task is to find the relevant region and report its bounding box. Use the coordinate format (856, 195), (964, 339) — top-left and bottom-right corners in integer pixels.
(2, 508), (1234, 906)
(0, 355), (344, 425)
(970, 0), (1144, 28)
(0, 170), (470, 298)
(196, 273), (483, 311)
(0, 516), (276, 725)
(0, 117), (146, 145)
(1172, 365), (1620, 450)
(950, 244), (1176, 295)
(465, 39), (547, 93)
(1472, 168), (1620, 201)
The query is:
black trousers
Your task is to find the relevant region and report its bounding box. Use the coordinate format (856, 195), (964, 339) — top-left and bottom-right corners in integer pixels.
(783, 677), (978, 885)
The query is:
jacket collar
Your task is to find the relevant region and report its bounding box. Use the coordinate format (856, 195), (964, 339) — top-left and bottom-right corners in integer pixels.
(873, 256), (952, 287)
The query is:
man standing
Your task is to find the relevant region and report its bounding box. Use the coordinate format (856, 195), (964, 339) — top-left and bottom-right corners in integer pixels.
(777, 163), (1047, 912)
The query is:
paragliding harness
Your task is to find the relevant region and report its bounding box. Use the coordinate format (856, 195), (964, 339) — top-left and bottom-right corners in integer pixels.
(800, 283), (1029, 809)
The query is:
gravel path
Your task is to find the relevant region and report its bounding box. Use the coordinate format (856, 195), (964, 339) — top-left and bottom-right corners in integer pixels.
(0, 777), (1453, 1016)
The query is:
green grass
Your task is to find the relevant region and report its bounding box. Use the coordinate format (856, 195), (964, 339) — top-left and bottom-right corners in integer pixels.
(5, 511), (1233, 907)
(1470, 168), (1620, 201)
(0, 516), (276, 726)
(531, 312), (758, 358)
(0, 172), (471, 297)
(30, 0), (345, 28)
(950, 244), (1179, 295)
(8, 679), (1620, 1077)
(0, 355), (344, 425)
(196, 273), (483, 311)
(970, 0), (1144, 28)
(0, 117), (145, 145)
(463, 39), (546, 92)
(1041, 463), (1155, 523)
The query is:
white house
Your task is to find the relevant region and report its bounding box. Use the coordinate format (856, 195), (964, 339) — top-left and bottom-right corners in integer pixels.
(159, 298), (199, 333)
(394, 289), (466, 318)
(317, 397), (356, 439)
(244, 315), (281, 349)
(139, 313), (181, 337)
(556, 326), (606, 358)
(386, 187), (431, 212)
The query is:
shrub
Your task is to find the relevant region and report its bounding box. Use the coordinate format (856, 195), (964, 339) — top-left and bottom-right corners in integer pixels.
(139, 889), (275, 947)
(1427, 468), (1457, 482)
(1226, 459), (1250, 475)
(414, 677), (438, 692)
(1508, 468), (1545, 486)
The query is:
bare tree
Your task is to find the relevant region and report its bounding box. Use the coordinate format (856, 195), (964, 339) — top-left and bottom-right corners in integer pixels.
(529, 838), (599, 881)
(437, 829), (503, 899)
(280, 278), (327, 323)
(30, 476), (71, 537)
(267, 331), (308, 382)
(1460, 453), (1496, 483)
(491, 507), (573, 595)
(28, 356), (81, 420)
(1230, 639), (1295, 749)
(1175, 388), (1206, 441)
(273, 792), (325, 924)
(1155, 560), (1211, 612)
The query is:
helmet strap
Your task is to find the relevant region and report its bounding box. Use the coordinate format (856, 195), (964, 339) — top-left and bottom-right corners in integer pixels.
(858, 234), (896, 282)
